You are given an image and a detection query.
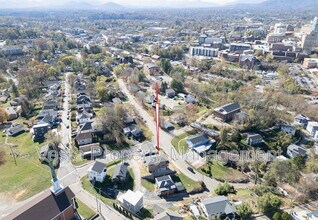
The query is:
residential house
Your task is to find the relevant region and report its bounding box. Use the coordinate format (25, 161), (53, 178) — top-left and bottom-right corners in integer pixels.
(112, 163), (129, 184)
(7, 123), (24, 136)
(88, 161), (107, 182)
(214, 103), (241, 122)
(153, 204), (183, 220)
(75, 132), (93, 146)
(145, 94), (155, 104)
(5, 187), (77, 220)
(166, 89), (176, 98)
(143, 63), (161, 75)
(37, 109), (58, 120)
(163, 121), (174, 131)
(200, 196), (236, 219)
(76, 111), (92, 125)
(123, 127), (131, 136)
(287, 144), (307, 159)
(307, 121), (318, 137)
(307, 209), (318, 220)
(131, 126), (142, 138)
(4, 107), (18, 120)
(79, 143), (103, 159)
(185, 95), (196, 104)
(293, 114), (310, 128)
(0, 95), (9, 103)
(144, 155), (169, 173)
(118, 190), (143, 214)
(43, 99), (57, 110)
(33, 124), (49, 140)
(247, 134), (263, 146)
(239, 54), (255, 69)
(78, 121), (94, 133)
(155, 175), (176, 196)
(281, 124), (296, 136)
(77, 95), (92, 109)
(186, 133), (214, 154)
(123, 116), (135, 124)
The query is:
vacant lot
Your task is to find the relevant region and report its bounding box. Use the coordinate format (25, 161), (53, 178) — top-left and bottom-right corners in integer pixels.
(0, 132), (51, 201)
(76, 198), (96, 219)
(200, 162), (248, 183)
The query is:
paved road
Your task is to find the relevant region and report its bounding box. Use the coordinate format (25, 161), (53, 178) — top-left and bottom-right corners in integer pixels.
(70, 182), (126, 220)
(0, 73), (127, 220)
(118, 79), (251, 192)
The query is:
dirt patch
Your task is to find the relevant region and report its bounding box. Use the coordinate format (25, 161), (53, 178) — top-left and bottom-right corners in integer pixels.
(14, 189), (28, 200)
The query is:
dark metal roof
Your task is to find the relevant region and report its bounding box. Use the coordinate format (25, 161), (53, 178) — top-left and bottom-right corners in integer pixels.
(187, 134), (208, 145)
(215, 103), (240, 114)
(5, 187), (75, 220)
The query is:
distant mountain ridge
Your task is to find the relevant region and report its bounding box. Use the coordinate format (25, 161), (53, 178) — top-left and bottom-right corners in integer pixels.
(260, 0), (318, 9)
(101, 2), (125, 10)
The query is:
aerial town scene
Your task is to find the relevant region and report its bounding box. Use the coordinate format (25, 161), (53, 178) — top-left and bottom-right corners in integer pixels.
(0, 0), (317, 219)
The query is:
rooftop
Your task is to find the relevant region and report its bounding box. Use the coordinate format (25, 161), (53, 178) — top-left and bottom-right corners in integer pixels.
(118, 190), (143, 206)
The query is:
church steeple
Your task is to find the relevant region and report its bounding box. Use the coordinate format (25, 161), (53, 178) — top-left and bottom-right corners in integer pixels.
(48, 160), (63, 194)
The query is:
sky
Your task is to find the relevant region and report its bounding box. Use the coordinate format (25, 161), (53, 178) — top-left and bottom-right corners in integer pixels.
(0, 0), (265, 8)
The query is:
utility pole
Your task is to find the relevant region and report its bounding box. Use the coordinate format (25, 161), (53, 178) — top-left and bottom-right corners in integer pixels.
(155, 82), (160, 154)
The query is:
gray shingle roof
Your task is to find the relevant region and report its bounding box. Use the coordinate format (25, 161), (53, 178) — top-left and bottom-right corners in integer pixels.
(91, 161), (106, 173)
(112, 163), (128, 181)
(202, 196), (236, 216)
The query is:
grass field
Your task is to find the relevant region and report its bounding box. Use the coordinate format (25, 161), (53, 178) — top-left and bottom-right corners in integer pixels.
(76, 198), (96, 219)
(0, 132), (51, 201)
(199, 162), (248, 183)
(173, 172), (202, 193)
(171, 130), (196, 154)
(141, 179), (155, 192)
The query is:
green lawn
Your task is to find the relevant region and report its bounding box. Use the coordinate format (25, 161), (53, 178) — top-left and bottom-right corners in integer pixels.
(71, 143), (89, 166)
(140, 123), (153, 141)
(76, 198), (96, 219)
(141, 179), (155, 192)
(81, 176), (118, 206)
(0, 132), (51, 201)
(199, 162), (248, 183)
(173, 172), (203, 193)
(171, 130), (196, 154)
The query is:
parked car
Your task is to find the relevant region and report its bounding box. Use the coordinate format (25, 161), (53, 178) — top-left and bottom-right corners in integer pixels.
(187, 167), (195, 174)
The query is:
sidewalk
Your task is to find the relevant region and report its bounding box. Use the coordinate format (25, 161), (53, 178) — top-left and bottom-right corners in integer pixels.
(70, 182), (127, 220)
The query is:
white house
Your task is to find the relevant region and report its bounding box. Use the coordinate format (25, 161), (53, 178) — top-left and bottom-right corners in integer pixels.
(7, 123), (24, 136)
(88, 161), (107, 182)
(307, 121), (318, 137)
(75, 132), (93, 146)
(118, 190), (143, 213)
(76, 111), (92, 125)
(281, 124), (296, 136)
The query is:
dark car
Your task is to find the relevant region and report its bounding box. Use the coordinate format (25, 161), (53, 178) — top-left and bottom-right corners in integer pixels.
(187, 167), (195, 174)
(71, 132), (77, 138)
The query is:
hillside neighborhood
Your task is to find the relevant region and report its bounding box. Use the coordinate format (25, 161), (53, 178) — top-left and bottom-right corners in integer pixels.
(0, 1), (318, 220)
